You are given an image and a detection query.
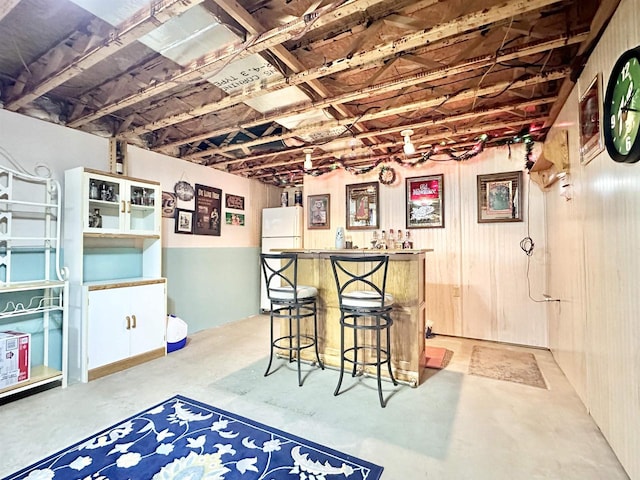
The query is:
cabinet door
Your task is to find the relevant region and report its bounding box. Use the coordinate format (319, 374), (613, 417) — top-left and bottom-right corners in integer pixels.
(126, 180), (160, 235)
(128, 282), (166, 356)
(84, 172), (125, 233)
(86, 288), (130, 369)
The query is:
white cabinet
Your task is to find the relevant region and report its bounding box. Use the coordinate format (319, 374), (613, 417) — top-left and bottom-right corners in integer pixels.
(64, 167), (165, 383)
(0, 164), (68, 399)
(85, 281), (166, 381)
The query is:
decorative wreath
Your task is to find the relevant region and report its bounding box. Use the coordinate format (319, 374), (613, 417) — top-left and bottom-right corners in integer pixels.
(379, 165), (396, 185)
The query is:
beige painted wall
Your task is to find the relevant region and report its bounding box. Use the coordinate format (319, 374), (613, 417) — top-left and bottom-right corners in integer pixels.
(303, 143), (548, 347)
(546, 0), (640, 477)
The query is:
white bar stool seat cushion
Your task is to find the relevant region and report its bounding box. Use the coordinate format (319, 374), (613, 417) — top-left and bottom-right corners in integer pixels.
(342, 290), (394, 308)
(270, 285), (318, 300)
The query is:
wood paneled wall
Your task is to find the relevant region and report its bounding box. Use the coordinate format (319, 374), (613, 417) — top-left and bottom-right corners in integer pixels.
(547, 0), (640, 477)
(303, 144), (548, 347)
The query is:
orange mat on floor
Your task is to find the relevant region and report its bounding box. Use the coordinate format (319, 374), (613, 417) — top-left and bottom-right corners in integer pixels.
(424, 346), (452, 369)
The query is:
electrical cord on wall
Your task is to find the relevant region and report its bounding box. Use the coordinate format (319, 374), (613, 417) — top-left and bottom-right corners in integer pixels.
(521, 177), (558, 303)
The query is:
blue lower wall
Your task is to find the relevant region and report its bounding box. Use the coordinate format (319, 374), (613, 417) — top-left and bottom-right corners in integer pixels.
(162, 247), (261, 334)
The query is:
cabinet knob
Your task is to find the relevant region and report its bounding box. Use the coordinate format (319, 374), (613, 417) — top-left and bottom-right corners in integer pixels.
(121, 200), (126, 213)
(126, 315), (131, 329)
(127, 201), (131, 214)
(131, 314), (137, 329)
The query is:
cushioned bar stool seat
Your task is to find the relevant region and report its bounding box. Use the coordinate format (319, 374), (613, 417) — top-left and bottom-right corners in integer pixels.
(330, 254), (398, 407)
(260, 252), (324, 386)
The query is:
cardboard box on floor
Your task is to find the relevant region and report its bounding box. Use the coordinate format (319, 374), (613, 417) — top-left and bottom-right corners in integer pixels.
(0, 331), (30, 388)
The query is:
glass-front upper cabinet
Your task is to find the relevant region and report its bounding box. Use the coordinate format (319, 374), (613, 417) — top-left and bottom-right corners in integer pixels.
(84, 171), (160, 236)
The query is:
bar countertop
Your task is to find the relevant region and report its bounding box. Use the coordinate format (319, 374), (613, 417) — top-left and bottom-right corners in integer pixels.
(272, 248), (433, 254)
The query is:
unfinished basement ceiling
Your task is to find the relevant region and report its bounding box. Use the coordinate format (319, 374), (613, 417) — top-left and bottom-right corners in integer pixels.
(0, 0), (618, 185)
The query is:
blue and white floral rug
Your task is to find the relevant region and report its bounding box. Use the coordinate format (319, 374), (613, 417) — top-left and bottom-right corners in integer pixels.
(3, 394), (383, 480)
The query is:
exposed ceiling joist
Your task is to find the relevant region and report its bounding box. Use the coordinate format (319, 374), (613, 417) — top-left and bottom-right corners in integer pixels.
(0, 0), (21, 21)
(5, 0), (204, 110)
(132, 0), (566, 135)
(0, 0), (612, 185)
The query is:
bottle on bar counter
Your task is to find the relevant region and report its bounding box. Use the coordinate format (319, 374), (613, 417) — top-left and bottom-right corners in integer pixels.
(396, 229), (403, 250)
(370, 230), (378, 249)
(377, 230), (387, 249)
(403, 230), (413, 249)
(388, 229), (394, 249)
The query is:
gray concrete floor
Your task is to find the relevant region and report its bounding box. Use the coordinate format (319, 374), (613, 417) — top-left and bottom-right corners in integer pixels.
(0, 315), (630, 479)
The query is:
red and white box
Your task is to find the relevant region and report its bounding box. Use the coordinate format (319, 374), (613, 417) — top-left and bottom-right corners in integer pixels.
(0, 331), (31, 388)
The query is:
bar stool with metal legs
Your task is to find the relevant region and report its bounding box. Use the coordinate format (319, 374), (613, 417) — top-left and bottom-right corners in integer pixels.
(329, 254), (397, 407)
(260, 252), (324, 386)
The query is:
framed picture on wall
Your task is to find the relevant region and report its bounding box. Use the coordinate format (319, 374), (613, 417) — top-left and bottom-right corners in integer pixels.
(162, 191), (177, 218)
(194, 184), (222, 236)
(175, 209), (193, 234)
(346, 182), (379, 230)
(578, 73), (604, 165)
(405, 174), (444, 228)
(225, 212), (245, 225)
(225, 193), (244, 210)
(477, 171), (523, 223)
(307, 194), (330, 229)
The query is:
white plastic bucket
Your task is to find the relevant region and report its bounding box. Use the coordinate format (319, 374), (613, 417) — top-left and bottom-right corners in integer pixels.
(167, 314), (187, 353)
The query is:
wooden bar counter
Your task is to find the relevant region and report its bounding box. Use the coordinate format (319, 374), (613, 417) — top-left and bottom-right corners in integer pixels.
(275, 249), (431, 387)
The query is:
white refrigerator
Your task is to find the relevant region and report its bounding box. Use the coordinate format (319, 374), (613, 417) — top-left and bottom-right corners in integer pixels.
(260, 206), (303, 311)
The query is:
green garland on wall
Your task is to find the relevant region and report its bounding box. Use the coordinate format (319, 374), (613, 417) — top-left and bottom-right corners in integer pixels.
(302, 133), (535, 180)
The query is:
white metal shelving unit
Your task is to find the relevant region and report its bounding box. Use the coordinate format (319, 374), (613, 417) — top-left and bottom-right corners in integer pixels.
(0, 164), (68, 399)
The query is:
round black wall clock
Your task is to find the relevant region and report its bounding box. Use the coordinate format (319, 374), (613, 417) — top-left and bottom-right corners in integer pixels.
(603, 47), (640, 163)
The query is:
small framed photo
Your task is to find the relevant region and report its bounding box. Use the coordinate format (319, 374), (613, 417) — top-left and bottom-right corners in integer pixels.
(225, 193), (244, 210)
(308, 194), (330, 229)
(225, 212), (245, 225)
(477, 171), (523, 223)
(346, 182), (379, 230)
(579, 73), (604, 165)
(406, 174), (444, 228)
(175, 209), (193, 234)
(162, 191), (177, 218)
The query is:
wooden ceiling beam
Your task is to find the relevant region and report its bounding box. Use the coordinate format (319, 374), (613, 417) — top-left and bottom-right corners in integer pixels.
(213, 0), (374, 140)
(240, 116), (548, 174)
(0, 0), (21, 22)
(201, 96), (555, 168)
(402, 54), (445, 70)
(346, 21), (385, 59)
(383, 14), (425, 30)
(132, 0), (566, 135)
(544, 0), (622, 129)
(5, 0), (204, 111)
(233, 115), (548, 175)
(183, 68), (566, 158)
(362, 57), (398, 88)
(68, 0), (386, 128)
(157, 31), (586, 152)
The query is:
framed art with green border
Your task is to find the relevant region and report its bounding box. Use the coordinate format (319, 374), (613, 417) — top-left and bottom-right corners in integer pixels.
(477, 171), (523, 223)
